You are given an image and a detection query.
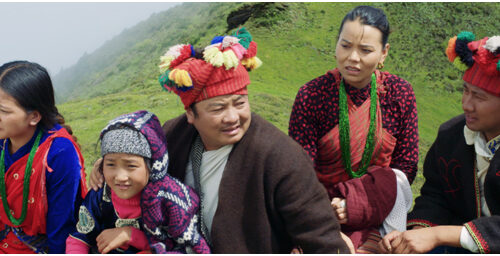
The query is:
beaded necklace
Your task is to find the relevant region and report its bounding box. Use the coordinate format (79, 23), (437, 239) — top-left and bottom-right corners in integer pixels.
(0, 130), (42, 225)
(339, 73), (377, 178)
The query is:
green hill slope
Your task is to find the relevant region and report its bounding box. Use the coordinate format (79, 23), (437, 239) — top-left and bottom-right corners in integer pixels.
(55, 2), (500, 196)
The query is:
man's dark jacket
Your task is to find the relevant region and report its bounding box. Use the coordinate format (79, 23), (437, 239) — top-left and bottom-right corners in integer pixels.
(163, 113), (349, 253)
(409, 114), (500, 253)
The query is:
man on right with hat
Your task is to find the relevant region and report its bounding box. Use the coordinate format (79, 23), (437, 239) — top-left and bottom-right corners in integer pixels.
(380, 32), (500, 254)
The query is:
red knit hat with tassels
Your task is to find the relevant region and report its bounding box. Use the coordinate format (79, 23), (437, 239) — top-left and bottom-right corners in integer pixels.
(446, 32), (500, 96)
(158, 27), (262, 109)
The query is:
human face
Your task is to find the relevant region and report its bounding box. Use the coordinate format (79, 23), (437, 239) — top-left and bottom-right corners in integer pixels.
(462, 82), (500, 141)
(186, 94), (251, 151)
(0, 88), (40, 153)
(103, 153), (149, 200)
(335, 18), (389, 89)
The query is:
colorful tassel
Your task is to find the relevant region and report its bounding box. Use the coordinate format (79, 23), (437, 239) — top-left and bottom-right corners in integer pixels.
(457, 31), (475, 42)
(169, 45), (195, 69)
(211, 36), (224, 45)
(453, 57), (469, 71)
(158, 70), (177, 92)
(222, 50), (239, 70)
(446, 36), (458, 62)
(244, 41), (257, 58)
(204, 46), (224, 67)
(222, 36), (240, 49)
(159, 55), (175, 73)
(230, 43), (247, 60)
(232, 27), (252, 49)
(169, 69), (193, 88)
(241, 56), (263, 70)
(455, 39), (474, 67)
(158, 44), (194, 71)
(484, 36), (500, 55)
(476, 46), (500, 76)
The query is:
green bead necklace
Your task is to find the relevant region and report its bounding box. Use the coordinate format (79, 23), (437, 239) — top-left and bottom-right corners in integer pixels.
(339, 73), (377, 179)
(0, 130), (42, 225)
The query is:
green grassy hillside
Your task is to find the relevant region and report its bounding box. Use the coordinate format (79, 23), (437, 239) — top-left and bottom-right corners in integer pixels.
(55, 2), (500, 197)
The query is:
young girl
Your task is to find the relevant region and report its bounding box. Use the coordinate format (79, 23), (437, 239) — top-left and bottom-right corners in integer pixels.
(0, 61), (87, 253)
(66, 110), (210, 253)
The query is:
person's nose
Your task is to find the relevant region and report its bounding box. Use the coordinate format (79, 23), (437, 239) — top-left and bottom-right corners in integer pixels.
(222, 107), (238, 124)
(347, 50), (360, 62)
(462, 93), (473, 112)
(115, 169), (129, 182)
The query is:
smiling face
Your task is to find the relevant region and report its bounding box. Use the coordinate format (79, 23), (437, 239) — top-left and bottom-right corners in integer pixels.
(462, 82), (500, 141)
(103, 153), (149, 200)
(335, 18), (389, 89)
(186, 94), (251, 151)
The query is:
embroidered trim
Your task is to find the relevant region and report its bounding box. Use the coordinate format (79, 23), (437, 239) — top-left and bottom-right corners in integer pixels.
(102, 185), (111, 203)
(76, 205), (95, 234)
(465, 222), (490, 254)
(473, 158), (481, 218)
(407, 219), (436, 228)
(115, 218), (140, 229)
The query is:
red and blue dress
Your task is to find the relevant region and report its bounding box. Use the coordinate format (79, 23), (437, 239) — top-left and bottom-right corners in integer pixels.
(0, 124), (87, 253)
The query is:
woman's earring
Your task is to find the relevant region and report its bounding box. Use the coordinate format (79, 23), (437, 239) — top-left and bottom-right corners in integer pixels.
(377, 62), (384, 69)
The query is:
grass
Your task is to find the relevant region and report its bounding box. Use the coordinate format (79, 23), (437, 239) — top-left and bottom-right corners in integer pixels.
(56, 2), (493, 204)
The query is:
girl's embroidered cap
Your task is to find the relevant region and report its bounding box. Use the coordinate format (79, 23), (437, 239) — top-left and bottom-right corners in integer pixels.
(446, 32), (500, 96)
(157, 27), (262, 109)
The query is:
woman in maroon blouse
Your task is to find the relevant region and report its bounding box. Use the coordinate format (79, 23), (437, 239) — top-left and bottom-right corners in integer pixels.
(289, 5), (418, 253)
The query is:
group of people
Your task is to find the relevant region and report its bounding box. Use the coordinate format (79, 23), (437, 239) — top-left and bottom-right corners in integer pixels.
(0, 4), (498, 254)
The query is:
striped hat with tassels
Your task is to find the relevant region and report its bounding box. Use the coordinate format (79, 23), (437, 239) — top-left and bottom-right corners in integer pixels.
(158, 27), (262, 109)
(446, 31), (500, 96)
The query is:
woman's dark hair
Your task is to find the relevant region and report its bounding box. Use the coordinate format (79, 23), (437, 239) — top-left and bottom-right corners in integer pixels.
(0, 61), (60, 130)
(338, 5), (391, 46)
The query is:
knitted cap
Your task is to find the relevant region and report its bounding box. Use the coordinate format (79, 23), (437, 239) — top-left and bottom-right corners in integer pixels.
(100, 110), (169, 182)
(446, 32), (500, 96)
(101, 128), (151, 158)
(158, 27), (262, 109)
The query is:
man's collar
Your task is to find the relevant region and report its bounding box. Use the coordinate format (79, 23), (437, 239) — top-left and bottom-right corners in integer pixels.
(464, 125), (500, 156)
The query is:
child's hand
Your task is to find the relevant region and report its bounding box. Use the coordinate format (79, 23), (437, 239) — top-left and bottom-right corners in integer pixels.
(88, 158), (104, 191)
(331, 197), (347, 224)
(96, 227), (132, 254)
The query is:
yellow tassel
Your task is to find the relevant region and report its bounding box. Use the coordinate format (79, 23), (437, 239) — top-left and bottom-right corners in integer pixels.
(453, 57), (468, 71)
(242, 56), (263, 70)
(169, 69), (192, 87)
(203, 47), (224, 67)
(159, 55), (175, 73)
(222, 50), (239, 70)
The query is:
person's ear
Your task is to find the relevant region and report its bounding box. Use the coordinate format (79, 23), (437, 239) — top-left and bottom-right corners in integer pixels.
(28, 111), (42, 126)
(186, 107), (195, 124)
(379, 43), (390, 65)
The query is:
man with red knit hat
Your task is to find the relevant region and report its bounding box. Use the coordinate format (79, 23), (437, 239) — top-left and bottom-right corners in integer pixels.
(91, 28), (351, 253)
(159, 28), (351, 253)
(380, 32), (500, 254)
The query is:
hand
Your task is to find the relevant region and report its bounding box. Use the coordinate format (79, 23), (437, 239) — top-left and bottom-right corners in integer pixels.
(379, 230), (401, 253)
(331, 197), (347, 224)
(88, 158), (104, 191)
(96, 227), (132, 254)
(380, 228), (438, 254)
(340, 231), (355, 254)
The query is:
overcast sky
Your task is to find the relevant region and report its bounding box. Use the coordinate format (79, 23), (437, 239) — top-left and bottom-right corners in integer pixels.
(0, 2), (179, 75)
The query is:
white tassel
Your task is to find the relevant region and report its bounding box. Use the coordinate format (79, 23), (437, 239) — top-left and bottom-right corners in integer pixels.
(484, 36), (500, 54)
(222, 36), (240, 49)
